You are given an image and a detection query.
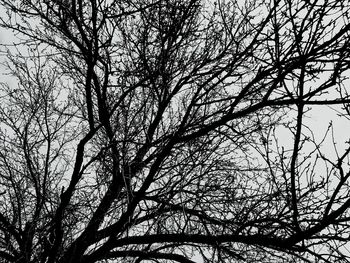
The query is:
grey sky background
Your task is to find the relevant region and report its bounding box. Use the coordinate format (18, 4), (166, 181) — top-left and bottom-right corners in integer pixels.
(1, 2), (350, 261)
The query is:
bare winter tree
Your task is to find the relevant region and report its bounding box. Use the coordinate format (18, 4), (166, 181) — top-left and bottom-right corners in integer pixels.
(1, 0), (350, 262)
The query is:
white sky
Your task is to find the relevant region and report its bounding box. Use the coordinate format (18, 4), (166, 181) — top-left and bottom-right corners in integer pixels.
(1, 2), (350, 262)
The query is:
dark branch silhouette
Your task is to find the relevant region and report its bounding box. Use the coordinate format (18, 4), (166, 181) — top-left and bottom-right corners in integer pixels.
(0, 0), (350, 262)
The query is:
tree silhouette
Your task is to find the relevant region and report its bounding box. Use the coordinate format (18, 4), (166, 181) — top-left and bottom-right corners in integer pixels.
(1, 0), (350, 262)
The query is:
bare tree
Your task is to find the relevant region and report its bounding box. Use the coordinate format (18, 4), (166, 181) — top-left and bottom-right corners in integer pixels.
(1, 0), (350, 262)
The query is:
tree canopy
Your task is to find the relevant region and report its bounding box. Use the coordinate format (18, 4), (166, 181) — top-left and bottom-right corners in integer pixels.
(1, 0), (350, 262)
